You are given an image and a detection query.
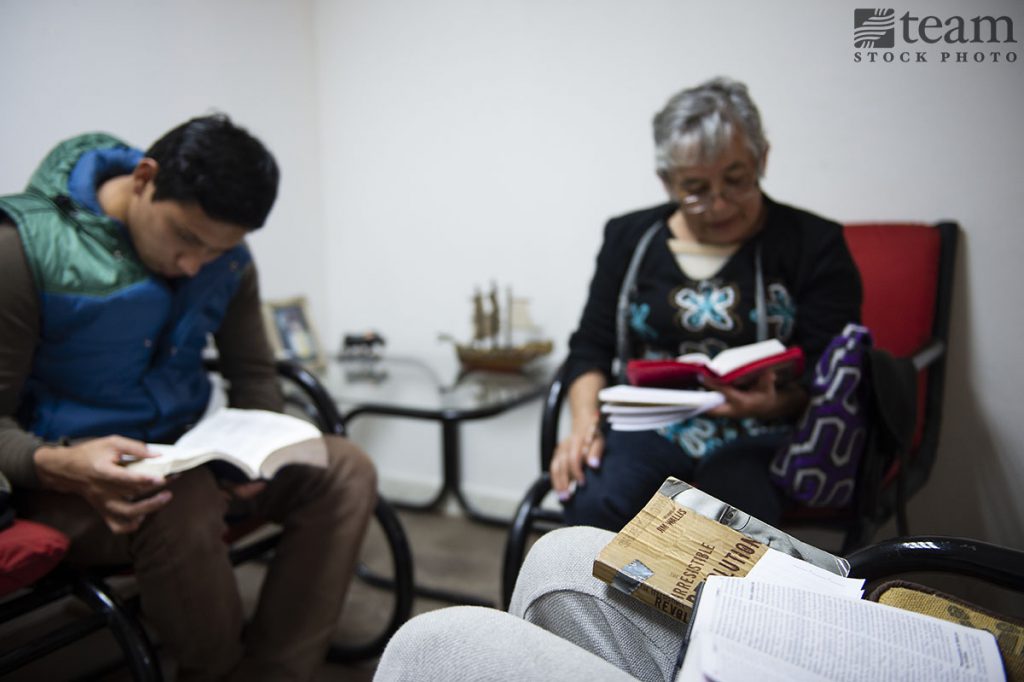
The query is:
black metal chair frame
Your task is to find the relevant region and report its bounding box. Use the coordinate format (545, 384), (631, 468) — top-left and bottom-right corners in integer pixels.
(274, 360), (415, 663)
(0, 565), (161, 679)
(785, 221), (959, 552)
(502, 221), (959, 610)
(847, 535), (1024, 594)
(0, 359), (414, 678)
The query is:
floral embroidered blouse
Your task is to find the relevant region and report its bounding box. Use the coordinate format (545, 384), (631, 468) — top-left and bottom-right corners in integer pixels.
(565, 196), (862, 458)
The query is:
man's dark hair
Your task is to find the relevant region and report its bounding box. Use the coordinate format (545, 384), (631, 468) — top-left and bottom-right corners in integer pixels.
(146, 114), (279, 230)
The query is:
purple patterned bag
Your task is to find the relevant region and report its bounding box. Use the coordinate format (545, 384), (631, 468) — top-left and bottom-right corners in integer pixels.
(769, 323), (871, 508)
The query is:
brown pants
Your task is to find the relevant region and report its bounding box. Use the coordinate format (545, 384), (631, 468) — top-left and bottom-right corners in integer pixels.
(15, 435), (377, 681)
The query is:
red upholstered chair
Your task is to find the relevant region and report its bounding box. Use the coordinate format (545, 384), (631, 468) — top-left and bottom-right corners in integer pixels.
(500, 221), (959, 609)
(0, 519), (69, 595)
(781, 222), (958, 550)
(0, 519), (161, 679)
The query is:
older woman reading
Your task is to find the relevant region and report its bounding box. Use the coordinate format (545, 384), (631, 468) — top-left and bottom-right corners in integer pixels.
(552, 77), (862, 529)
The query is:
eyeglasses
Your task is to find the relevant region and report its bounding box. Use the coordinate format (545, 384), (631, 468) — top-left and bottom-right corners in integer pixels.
(678, 174), (760, 215)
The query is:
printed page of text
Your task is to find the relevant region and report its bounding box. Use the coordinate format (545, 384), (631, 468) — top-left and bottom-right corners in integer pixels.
(681, 577), (1004, 682)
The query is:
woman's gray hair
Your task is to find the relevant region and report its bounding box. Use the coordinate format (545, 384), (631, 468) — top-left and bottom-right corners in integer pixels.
(653, 77), (768, 175)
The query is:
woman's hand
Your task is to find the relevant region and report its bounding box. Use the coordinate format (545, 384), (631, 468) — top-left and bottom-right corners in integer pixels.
(549, 370), (607, 501)
(550, 416), (604, 501)
(705, 369), (807, 420)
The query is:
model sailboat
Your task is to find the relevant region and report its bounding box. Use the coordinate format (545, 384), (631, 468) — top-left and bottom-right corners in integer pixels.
(447, 284), (553, 372)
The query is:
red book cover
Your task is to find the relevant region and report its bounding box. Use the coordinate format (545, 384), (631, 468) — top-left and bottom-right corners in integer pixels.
(626, 342), (804, 389)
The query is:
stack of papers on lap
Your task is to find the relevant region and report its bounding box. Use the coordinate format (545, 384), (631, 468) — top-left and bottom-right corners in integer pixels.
(744, 549), (864, 600)
(599, 385), (725, 431)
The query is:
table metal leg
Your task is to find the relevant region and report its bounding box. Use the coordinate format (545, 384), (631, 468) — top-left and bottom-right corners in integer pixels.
(347, 402), (537, 607)
(442, 420), (512, 527)
(383, 427), (452, 513)
(385, 419), (511, 526)
(365, 421), (505, 607)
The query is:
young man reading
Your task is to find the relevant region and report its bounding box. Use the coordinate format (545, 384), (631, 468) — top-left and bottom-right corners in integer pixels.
(0, 115), (376, 680)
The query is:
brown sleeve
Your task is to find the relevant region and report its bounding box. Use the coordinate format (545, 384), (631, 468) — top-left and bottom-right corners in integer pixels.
(213, 261), (286, 413)
(0, 222), (44, 488)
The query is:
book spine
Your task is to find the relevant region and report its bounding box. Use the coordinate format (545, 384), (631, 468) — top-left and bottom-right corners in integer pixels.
(592, 560), (693, 624)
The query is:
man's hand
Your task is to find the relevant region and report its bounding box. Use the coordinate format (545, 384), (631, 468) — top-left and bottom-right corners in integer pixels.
(34, 436), (171, 534)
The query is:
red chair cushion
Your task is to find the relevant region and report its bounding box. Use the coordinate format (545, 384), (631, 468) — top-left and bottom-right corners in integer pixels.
(844, 223), (942, 481)
(784, 225), (943, 522)
(843, 224), (941, 358)
(0, 519), (70, 597)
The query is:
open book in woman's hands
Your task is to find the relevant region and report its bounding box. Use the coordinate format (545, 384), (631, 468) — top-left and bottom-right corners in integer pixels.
(626, 339), (804, 389)
(125, 408), (328, 481)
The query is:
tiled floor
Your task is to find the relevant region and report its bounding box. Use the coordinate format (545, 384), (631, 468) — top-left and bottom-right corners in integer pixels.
(0, 508), (512, 681)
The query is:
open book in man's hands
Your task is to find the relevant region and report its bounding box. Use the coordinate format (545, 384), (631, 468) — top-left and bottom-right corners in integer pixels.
(126, 408), (328, 481)
(626, 339), (804, 389)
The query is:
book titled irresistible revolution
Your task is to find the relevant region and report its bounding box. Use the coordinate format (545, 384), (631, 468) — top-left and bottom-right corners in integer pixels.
(593, 478), (859, 624)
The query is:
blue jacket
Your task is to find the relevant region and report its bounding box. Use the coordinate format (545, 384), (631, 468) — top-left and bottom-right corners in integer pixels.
(0, 133), (251, 442)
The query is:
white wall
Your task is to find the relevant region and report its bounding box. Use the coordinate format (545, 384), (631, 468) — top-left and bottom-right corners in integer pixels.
(312, 0), (1024, 547)
(0, 0), (327, 319)
(2, 0), (1021, 548)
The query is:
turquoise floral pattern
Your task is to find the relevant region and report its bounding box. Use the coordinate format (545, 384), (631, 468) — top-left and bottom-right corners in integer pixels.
(660, 415), (791, 459)
(629, 302), (658, 340)
(672, 281), (737, 333)
(661, 418), (718, 458)
(749, 282), (796, 341)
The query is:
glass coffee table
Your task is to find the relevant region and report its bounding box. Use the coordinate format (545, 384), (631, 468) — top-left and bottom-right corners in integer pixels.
(320, 355), (548, 526)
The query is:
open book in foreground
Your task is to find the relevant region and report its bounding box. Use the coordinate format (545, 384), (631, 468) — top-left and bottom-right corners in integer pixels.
(598, 385), (725, 431)
(626, 339), (804, 389)
(593, 478), (860, 624)
(127, 408), (328, 481)
(677, 576), (1006, 682)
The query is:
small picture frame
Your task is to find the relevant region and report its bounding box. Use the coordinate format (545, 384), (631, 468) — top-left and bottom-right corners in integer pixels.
(262, 296), (325, 370)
